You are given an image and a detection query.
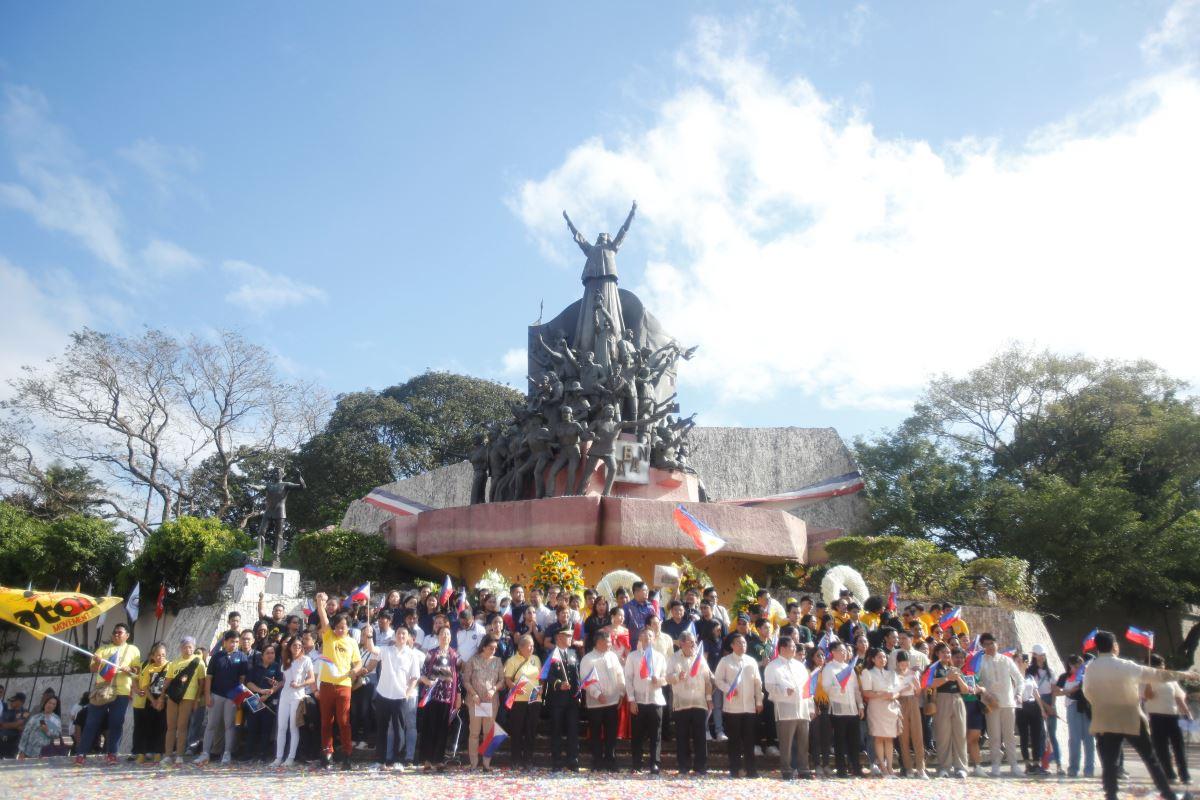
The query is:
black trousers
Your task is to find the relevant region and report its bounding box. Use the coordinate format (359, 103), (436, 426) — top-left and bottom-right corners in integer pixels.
(374, 695), (402, 765)
(548, 697), (579, 768)
(758, 695), (777, 746)
(131, 705), (166, 756)
(1018, 700), (1045, 765)
(809, 707), (833, 768)
(724, 711), (757, 776)
(674, 707), (708, 773)
(832, 713), (861, 775)
(631, 703), (663, 770)
(1096, 720), (1176, 800)
(418, 700), (451, 765)
(587, 704), (618, 769)
(1149, 712), (1190, 784)
(299, 695), (321, 760)
(507, 701), (540, 767)
(661, 686), (673, 740)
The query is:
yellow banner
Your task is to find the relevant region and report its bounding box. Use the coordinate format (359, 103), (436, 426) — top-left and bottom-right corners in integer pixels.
(0, 587), (123, 639)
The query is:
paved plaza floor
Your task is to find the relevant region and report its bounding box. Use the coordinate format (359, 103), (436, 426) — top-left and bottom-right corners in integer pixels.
(0, 757), (1185, 800)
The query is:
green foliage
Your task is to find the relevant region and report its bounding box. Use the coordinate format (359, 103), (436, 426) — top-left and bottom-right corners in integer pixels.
(0, 502), (125, 593)
(125, 516), (253, 607)
(761, 560), (820, 593)
(855, 345), (1200, 614)
(671, 557), (713, 597)
(293, 528), (387, 590)
(963, 557), (1032, 604)
(288, 372), (522, 530)
(733, 575), (759, 616)
(3, 462), (106, 520)
(824, 536), (964, 599)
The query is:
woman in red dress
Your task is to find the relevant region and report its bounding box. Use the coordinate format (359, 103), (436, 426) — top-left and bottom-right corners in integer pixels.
(602, 606), (632, 740)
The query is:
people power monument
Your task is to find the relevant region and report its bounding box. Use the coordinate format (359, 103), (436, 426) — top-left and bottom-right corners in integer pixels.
(474, 201), (704, 503)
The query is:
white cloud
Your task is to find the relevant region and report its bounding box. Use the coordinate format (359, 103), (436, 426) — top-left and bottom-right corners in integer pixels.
(118, 137), (201, 201)
(501, 347), (527, 378)
(0, 85), (129, 270)
(513, 19), (1200, 413)
(141, 238), (202, 276)
(221, 259), (327, 313)
(1142, 0), (1200, 62)
(0, 256), (93, 393)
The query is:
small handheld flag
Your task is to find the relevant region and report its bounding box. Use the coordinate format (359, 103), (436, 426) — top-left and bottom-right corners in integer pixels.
(342, 582), (371, 609)
(1040, 740), (1053, 771)
(506, 676), (529, 709)
(303, 597), (316, 616)
(418, 681), (436, 708)
(802, 669), (820, 699)
(539, 653), (558, 681)
(243, 564), (270, 579)
(97, 657), (118, 682)
(672, 504), (727, 556)
(155, 584), (166, 620)
(1001, 647), (1017, 658)
(922, 663), (938, 689)
(581, 667), (599, 691)
(479, 723), (509, 758)
(816, 632), (830, 658)
(1082, 628), (1098, 652)
(835, 656), (857, 690)
(455, 588), (468, 616)
(938, 606), (962, 630)
(639, 647), (653, 680)
(725, 666), (742, 701)
(573, 620), (583, 642)
(502, 605), (515, 632)
(690, 644), (704, 677)
(963, 649), (984, 677)
(438, 575), (454, 607)
(886, 580), (898, 613)
(1126, 626), (1155, 649)
(226, 683), (263, 712)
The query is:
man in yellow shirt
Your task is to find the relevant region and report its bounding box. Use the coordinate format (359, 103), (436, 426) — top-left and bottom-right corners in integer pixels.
(315, 591), (365, 770)
(74, 622), (141, 766)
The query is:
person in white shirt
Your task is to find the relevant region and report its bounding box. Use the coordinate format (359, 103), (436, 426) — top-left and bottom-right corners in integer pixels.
(821, 641), (863, 778)
(420, 613), (448, 652)
(860, 647), (902, 777)
(714, 633), (764, 778)
(1145, 654), (1193, 786)
(453, 609), (487, 664)
(703, 587), (731, 631)
(763, 636), (814, 779)
(579, 630), (626, 772)
(893, 649), (927, 778)
(271, 636), (315, 768)
(362, 625), (422, 769)
(530, 589), (556, 631)
(624, 628), (667, 773)
(667, 630), (713, 776)
(974, 632), (1025, 777)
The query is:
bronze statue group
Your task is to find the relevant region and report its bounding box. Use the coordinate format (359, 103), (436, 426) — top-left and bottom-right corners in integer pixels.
(41, 581), (1197, 800)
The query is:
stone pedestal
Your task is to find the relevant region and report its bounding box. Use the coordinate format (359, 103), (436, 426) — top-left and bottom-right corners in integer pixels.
(223, 566), (301, 602)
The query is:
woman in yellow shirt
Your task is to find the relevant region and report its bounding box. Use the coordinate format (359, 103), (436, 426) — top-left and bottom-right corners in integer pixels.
(131, 643), (169, 763)
(163, 635), (205, 765)
(503, 634), (543, 771)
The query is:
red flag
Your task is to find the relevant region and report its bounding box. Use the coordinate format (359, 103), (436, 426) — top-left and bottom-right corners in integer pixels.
(155, 584), (166, 620)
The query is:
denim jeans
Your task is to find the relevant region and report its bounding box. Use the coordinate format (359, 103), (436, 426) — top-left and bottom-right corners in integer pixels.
(708, 687), (725, 736)
(1067, 702), (1095, 776)
(79, 694), (131, 755)
(1040, 693), (1061, 768)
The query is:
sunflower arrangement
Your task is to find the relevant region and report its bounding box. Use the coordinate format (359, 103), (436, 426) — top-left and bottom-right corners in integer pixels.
(530, 550), (585, 596)
(672, 556), (713, 597)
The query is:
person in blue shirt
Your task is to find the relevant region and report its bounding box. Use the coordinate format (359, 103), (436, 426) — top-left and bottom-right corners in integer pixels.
(195, 631), (250, 765)
(624, 582), (656, 647)
(244, 643), (283, 762)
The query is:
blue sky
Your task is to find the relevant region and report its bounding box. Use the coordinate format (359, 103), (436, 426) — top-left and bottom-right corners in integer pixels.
(2, 1), (1198, 446)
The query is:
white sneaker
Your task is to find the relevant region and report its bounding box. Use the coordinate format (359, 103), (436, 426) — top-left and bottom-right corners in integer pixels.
(283, 759), (295, 768)
(938, 770), (950, 778)
(973, 765), (984, 778)
(355, 741), (368, 750)
(991, 766), (1002, 778)
(392, 762), (406, 772)
(753, 745), (763, 756)
(871, 764), (882, 777)
(916, 770), (930, 780)
(954, 769), (967, 779)
(193, 755), (209, 766)
(269, 758), (282, 768)
(367, 763), (381, 772)
(1011, 764), (1025, 777)
(705, 731), (713, 741)
(715, 733), (728, 742)
(766, 745), (779, 757)
(220, 753), (232, 765)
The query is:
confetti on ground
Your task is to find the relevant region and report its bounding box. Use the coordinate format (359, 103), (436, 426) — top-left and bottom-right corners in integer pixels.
(0, 758), (1147, 800)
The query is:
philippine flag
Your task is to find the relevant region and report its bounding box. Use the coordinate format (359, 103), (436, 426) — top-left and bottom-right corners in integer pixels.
(1126, 626), (1155, 649)
(1040, 740), (1054, 770)
(672, 504), (727, 556)
(456, 589), (468, 616)
(802, 669), (820, 699)
(506, 676), (529, 709)
(155, 584), (167, 620)
(690, 644), (704, 677)
(581, 667), (599, 691)
(1001, 647), (1018, 658)
(97, 657), (118, 682)
(243, 564), (270, 579)
(1082, 628), (1098, 652)
(362, 488), (433, 518)
(816, 633), (831, 658)
(539, 653), (558, 681)
(963, 649), (984, 677)
(438, 575), (454, 607)
(938, 606), (963, 630)
(502, 605), (515, 632)
(922, 664), (938, 689)
(836, 657), (857, 690)
(886, 581), (899, 613)
(418, 682), (436, 708)
(639, 647), (653, 680)
(725, 666), (742, 701)
(478, 723), (509, 758)
(226, 683), (255, 707)
(303, 597), (317, 616)
(342, 582), (370, 609)
(573, 620), (584, 642)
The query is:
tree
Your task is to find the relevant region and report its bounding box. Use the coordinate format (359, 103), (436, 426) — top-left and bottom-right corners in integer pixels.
(288, 371), (521, 529)
(0, 502), (125, 593)
(292, 528), (387, 590)
(124, 516), (253, 607)
(855, 345), (1200, 615)
(2, 462), (105, 520)
(2, 328), (328, 540)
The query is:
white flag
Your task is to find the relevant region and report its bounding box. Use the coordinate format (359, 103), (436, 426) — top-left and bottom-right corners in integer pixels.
(97, 582), (114, 627)
(126, 581), (141, 623)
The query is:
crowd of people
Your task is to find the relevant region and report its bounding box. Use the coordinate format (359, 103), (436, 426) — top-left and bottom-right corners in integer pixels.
(2, 580), (1196, 799)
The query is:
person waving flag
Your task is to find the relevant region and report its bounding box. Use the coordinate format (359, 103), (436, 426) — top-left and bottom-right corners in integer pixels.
(937, 606), (962, 630)
(438, 575), (454, 606)
(690, 644), (705, 677)
(886, 580), (899, 613)
(1125, 626), (1155, 649)
(672, 504), (727, 556)
(725, 665), (743, 701)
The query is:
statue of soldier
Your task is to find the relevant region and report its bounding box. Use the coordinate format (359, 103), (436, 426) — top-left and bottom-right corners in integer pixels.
(511, 414), (557, 499)
(468, 431), (491, 504)
(576, 402), (671, 496)
(545, 406), (589, 497)
(249, 467), (306, 567)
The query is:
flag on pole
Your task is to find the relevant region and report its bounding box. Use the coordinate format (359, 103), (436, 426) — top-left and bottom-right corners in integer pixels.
(438, 575), (454, 606)
(96, 582), (113, 629)
(1040, 740), (1053, 770)
(1125, 626), (1155, 649)
(937, 606), (962, 630)
(718, 471), (866, 510)
(639, 647), (653, 679)
(580, 667), (599, 691)
(242, 564), (270, 579)
(922, 664), (938, 689)
(963, 649), (984, 677)
(539, 652), (559, 681)
(226, 683), (264, 713)
(1082, 629), (1098, 652)
(478, 723), (509, 758)
(886, 581), (899, 613)
(506, 676), (529, 709)
(97, 657), (118, 682)
(125, 582), (141, 624)
(418, 682), (436, 708)
(155, 584), (166, 620)
(362, 488), (433, 518)
(303, 597), (316, 616)
(672, 504), (727, 556)
(342, 582), (371, 609)
(816, 632), (831, 658)
(456, 589), (468, 616)
(690, 644), (704, 677)
(802, 669), (820, 699)
(502, 605), (515, 632)
(0, 586), (122, 640)
(836, 657), (857, 690)
(1001, 647), (1017, 658)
